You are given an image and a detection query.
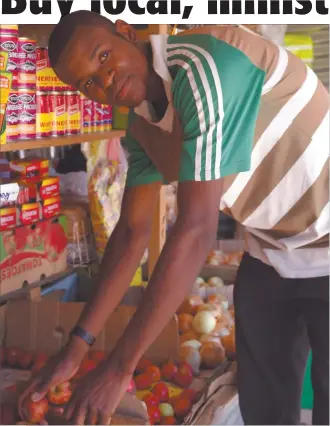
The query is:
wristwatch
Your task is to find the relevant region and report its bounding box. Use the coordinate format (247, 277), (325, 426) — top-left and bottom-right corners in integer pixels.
(70, 325), (96, 346)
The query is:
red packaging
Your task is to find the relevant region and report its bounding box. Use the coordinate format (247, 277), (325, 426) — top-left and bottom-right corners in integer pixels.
(5, 90), (19, 141)
(38, 176), (60, 200)
(80, 94), (93, 133)
(66, 91), (80, 135)
(18, 88), (36, 139)
(0, 207), (17, 231)
(0, 30), (18, 88)
(36, 47), (50, 71)
(50, 91), (67, 136)
(41, 196), (61, 219)
(19, 203), (40, 226)
(93, 102), (104, 132)
(10, 158), (49, 180)
(16, 183), (38, 205)
(36, 91), (51, 138)
(103, 104), (113, 131)
(18, 37), (37, 89)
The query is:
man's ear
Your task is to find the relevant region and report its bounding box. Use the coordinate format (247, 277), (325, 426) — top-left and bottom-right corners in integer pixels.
(115, 20), (137, 43)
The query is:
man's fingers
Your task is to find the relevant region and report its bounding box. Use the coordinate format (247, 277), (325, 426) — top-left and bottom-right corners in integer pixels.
(73, 406), (88, 426)
(63, 400), (75, 421)
(31, 378), (54, 402)
(99, 413), (112, 425)
(86, 408), (98, 426)
(18, 378), (41, 420)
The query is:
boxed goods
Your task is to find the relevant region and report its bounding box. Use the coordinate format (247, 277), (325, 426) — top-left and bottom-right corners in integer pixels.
(0, 181), (19, 207)
(0, 207), (16, 232)
(0, 301), (237, 425)
(17, 202), (40, 226)
(0, 216), (68, 296)
(40, 196), (61, 220)
(9, 158), (49, 181)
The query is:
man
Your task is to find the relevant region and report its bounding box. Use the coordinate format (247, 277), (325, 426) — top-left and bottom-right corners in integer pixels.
(19, 12), (329, 425)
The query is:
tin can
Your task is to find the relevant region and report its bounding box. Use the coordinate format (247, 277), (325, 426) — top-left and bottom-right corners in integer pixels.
(80, 94), (93, 133)
(5, 90), (19, 141)
(94, 102), (105, 132)
(36, 47), (50, 70)
(18, 37), (37, 89)
(0, 25), (18, 35)
(66, 91), (80, 135)
(0, 31), (19, 88)
(50, 91), (67, 136)
(103, 105), (113, 131)
(36, 91), (51, 138)
(18, 88), (36, 139)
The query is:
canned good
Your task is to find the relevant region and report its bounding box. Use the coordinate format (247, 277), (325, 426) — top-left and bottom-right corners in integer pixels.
(80, 93), (93, 133)
(18, 88), (36, 139)
(36, 91), (51, 138)
(18, 37), (36, 89)
(50, 91), (67, 136)
(93, 102), (104, 132)
(66, 91), (80, 135)
(36, 47), (50, 70)
(0, 31), (18, 88)
(103, 104), (113, 131)
(5, 90), (19, 141)
(0, 25), (18, 35)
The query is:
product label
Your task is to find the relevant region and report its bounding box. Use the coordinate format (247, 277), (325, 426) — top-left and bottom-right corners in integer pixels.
(0, 207), (17, 231)
(37, 67), (65, 90)
(42, 196), (60, 219)
(39, 177), (60, 200)
(20, 203), (40, 225)
(0, 51), (8, 72)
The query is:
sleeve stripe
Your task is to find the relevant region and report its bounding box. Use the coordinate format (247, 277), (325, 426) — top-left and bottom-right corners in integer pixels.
(167, 48), (216, 181)
(167, 58), (204, 180)
(168, 42), (224, 179)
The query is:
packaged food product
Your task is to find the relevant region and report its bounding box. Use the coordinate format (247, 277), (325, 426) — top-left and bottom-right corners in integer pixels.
(82, 138), (127, 258)
(18, 88), (36, 139)
(0, 206), (16, 231)
(5, 89), (19, 141)
(66, 91), (80, 135)
(0, 71), (13, 144)
(0, 50), (8, 71)
(18, 202), (40, 226)
(41, 196), (61, 219)
(0, 181), (19, 207)
(0, 28), (18, 87)
(36, 91), (51, 138)
(10, 157), (49, 180)
(17, 37), (37, 89)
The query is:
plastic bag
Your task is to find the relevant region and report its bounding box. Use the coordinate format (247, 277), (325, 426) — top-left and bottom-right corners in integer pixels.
(82, 138), (128, 259)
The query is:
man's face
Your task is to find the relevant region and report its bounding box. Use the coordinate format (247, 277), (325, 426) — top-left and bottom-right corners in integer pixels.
(54, 24), (149, 108)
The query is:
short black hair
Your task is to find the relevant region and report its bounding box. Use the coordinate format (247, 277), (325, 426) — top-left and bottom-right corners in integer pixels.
(48, 10), (115, 68)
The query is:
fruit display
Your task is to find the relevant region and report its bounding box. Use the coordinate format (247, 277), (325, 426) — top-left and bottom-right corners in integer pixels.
(176, 286), (236, 373)
(133, 357), (198, 425)
(206, 249), (243, 266)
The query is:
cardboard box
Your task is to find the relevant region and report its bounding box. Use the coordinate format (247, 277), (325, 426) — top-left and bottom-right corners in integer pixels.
(0, 297), (237, 425)
(9, 158), (49, 181)
(0, 216), (68, 297)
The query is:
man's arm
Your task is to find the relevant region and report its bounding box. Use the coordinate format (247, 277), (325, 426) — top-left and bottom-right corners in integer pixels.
(74, 181), (161, 339)
(110, 178), (223, 372)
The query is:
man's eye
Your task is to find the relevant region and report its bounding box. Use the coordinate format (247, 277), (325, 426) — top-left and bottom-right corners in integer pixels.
(100, 51), (108, 64)
(85, 79), (93, 89)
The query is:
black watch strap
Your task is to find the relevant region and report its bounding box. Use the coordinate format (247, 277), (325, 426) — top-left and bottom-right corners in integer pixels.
(71, 326), (96, 346)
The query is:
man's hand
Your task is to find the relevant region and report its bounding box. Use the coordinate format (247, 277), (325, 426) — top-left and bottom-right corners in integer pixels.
(63, 357), (132, 425)
(18, 337), (88, 421)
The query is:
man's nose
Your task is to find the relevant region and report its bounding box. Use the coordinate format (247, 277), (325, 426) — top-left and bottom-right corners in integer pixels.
(98, 67), (114, 90)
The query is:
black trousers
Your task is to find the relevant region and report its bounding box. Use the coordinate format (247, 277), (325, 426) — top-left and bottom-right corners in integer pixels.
(234, 253), (329, 425)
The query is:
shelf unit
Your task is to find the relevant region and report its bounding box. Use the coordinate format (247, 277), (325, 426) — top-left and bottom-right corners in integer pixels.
(1, 23), (169, 282)
(0, 130), (125, 152)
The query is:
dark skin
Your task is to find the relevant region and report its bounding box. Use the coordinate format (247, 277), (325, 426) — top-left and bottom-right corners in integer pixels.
(19, 20), (224, 425)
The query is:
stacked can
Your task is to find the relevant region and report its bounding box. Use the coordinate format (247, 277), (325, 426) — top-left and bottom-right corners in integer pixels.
(49, 91), (67, 136)
(36, 91), (51, 138)
(66, 91), (80, 134)
(103, 105), (113, 131)
(93, 102), (104, 132)
(17, 37), (37, 140)
(80, 94), (93, 133)
(0, 25), (19, 88)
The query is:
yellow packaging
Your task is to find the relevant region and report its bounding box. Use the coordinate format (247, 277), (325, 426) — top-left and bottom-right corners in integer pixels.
(37, 67), (67, 90)
(130, 267), (143, 287)
(0, 71), (13, 145)
(0, 51), (8, 71)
